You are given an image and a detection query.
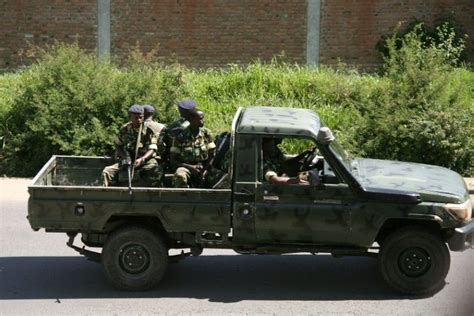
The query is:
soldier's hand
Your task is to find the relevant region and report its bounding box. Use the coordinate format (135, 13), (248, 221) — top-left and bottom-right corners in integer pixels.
(287, 176), (309, 185)
(121, 159), (131, 166)
(134, 158), (143, 167)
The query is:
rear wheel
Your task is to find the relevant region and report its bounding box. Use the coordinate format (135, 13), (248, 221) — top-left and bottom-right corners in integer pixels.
(102, 226), (168, 291)
(378, 226), (450, 295)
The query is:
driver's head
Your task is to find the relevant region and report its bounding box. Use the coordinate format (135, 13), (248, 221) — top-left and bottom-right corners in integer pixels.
(262, 137), (282, 153)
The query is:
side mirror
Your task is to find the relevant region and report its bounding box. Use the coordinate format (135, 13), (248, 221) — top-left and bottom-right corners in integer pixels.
(316, 127), (335, 144)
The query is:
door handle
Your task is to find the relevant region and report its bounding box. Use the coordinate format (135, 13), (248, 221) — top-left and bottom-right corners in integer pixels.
(263, 195), (279, 201)
(234, 190), (255, 202)
(235, 191), (254, 196)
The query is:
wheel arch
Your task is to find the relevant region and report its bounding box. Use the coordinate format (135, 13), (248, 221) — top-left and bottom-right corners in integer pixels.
(103, 215), (168, 240)
(375, 218), (443, 245)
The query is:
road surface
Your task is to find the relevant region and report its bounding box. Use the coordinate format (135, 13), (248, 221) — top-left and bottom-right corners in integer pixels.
(1, 178), (472, 315)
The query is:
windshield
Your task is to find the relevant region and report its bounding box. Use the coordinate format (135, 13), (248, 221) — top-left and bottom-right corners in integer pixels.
(328, 140), (352, 171)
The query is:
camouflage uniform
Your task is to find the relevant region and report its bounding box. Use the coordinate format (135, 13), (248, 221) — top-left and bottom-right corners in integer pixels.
(145, 118), (166, 161)
(171, 126), (216, 188)
(262, 146), (286, 182)
(159, 118), (189, 165)
(263, 146), (310, 182)
(206, 133), (231, 188)
(102, 123), (163, 187)
(144, 118), (165, 137)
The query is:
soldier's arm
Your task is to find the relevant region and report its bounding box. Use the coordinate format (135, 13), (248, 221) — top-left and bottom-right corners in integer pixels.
(135, 129), (158, 167)
(204, 129), (217, 166)
(266, 173), (308, 185)
(169, 138), (201, 175)
(155, 126), (167, 159)
(263, 160), (307, 185)
(115, 129), (130, 163)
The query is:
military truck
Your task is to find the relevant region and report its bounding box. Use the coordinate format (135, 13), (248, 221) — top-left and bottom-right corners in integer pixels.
(28, 106), (473, 295)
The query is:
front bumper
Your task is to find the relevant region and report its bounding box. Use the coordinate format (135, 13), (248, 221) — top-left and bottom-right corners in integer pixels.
(447, 220), (474, 251)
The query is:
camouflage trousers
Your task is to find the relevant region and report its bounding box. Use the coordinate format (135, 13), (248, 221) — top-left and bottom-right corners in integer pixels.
(173, 166), (229, 189)
(102, 158), (163, 187)
(172, 167), (203, 188)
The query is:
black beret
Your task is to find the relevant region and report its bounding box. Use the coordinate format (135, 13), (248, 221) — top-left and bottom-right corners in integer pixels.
(143, 104), (155, 114)
(128, 104), (144, 114)
(177, 99), (197, 110)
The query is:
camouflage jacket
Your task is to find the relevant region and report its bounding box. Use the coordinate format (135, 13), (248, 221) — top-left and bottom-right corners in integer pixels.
(170, 126), (216, 164)
(262, 147), (285, 181)
(159, 117), (190, 158)
(167, 117), (189, 134)
(144, 118), (165, 137)
(115, 122), (158, 161)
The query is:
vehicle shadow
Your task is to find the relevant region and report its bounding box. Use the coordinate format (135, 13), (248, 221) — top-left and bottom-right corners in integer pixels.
(0, 254), (410, 302)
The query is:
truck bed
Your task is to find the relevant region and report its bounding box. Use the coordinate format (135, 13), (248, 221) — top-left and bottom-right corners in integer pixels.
(28, 156), (232, 234)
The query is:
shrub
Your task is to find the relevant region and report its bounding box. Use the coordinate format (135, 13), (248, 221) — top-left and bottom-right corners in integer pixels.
(0, 43), (187, 176)
(376, 20), (468, 66)
(0, 37), (472, 177)
(356, 24), (473, 175)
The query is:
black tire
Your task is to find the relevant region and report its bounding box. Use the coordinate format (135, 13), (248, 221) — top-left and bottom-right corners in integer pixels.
(378, 226), (450, 296)
(102, 226), (168, 291)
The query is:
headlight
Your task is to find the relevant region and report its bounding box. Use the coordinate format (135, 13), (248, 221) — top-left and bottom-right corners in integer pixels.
(444, 199), (472, 220)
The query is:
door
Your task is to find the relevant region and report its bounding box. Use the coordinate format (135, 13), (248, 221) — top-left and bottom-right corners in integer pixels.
(254, 182), (353, 244)
(231, 134), (258, 244)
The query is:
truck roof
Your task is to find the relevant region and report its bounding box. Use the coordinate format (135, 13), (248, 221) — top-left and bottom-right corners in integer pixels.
(236, 106), (321, 137)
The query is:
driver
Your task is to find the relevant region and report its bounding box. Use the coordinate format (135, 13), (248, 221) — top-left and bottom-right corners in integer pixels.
(262, 138), (309, 185)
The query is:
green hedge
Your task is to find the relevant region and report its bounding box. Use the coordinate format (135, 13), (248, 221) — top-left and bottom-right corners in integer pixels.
(0, 29), (473, 177)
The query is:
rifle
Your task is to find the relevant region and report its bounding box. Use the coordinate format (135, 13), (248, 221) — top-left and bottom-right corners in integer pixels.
(127, 162), (133, 195)
(128, 123), (143, 196)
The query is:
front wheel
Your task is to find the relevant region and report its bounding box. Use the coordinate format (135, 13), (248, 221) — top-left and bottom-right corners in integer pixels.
(378, 226), (450, 295)
(102, 226), (168, 291)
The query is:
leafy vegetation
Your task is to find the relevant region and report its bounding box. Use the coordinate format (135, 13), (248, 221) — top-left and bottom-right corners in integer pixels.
(0, 24), (472, 177)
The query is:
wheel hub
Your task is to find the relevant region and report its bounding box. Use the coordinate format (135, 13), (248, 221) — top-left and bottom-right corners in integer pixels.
(398, 247), (431, 277)
(119, 244), (150, 274)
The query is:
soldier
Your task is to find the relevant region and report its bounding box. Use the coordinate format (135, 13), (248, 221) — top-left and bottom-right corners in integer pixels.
(143, 104), (165, 137)
(159, 99), (197, 167)
(262, 138), (309, 185)
(168, 99), (197, 133)
(205, 132), (231, 188)
(102, 104), (163, 187)
(143, 104), (166, 163)
(170, 109), (216, 188)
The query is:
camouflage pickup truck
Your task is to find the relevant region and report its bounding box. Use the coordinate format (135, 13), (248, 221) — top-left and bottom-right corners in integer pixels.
(28, 106), (473, 295)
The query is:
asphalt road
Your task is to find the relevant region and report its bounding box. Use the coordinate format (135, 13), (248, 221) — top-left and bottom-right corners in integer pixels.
(1, 178), (473, 315)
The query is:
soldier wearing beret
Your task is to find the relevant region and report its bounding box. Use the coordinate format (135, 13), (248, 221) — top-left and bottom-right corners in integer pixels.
(172, 99), (196, 126)
(143, 104), (166, 162)
(159, 99), (198, 168)
(102, 104), (163, 187)
(143, 104), (165, 137)
(170, 109), (216, 188)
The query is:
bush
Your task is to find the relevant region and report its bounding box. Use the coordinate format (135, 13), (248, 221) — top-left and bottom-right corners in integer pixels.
(0, 43), (187, 176)
(0, 34), (472, 177)
(356, 24), (473, 175)
(377, 20), (468, 66)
